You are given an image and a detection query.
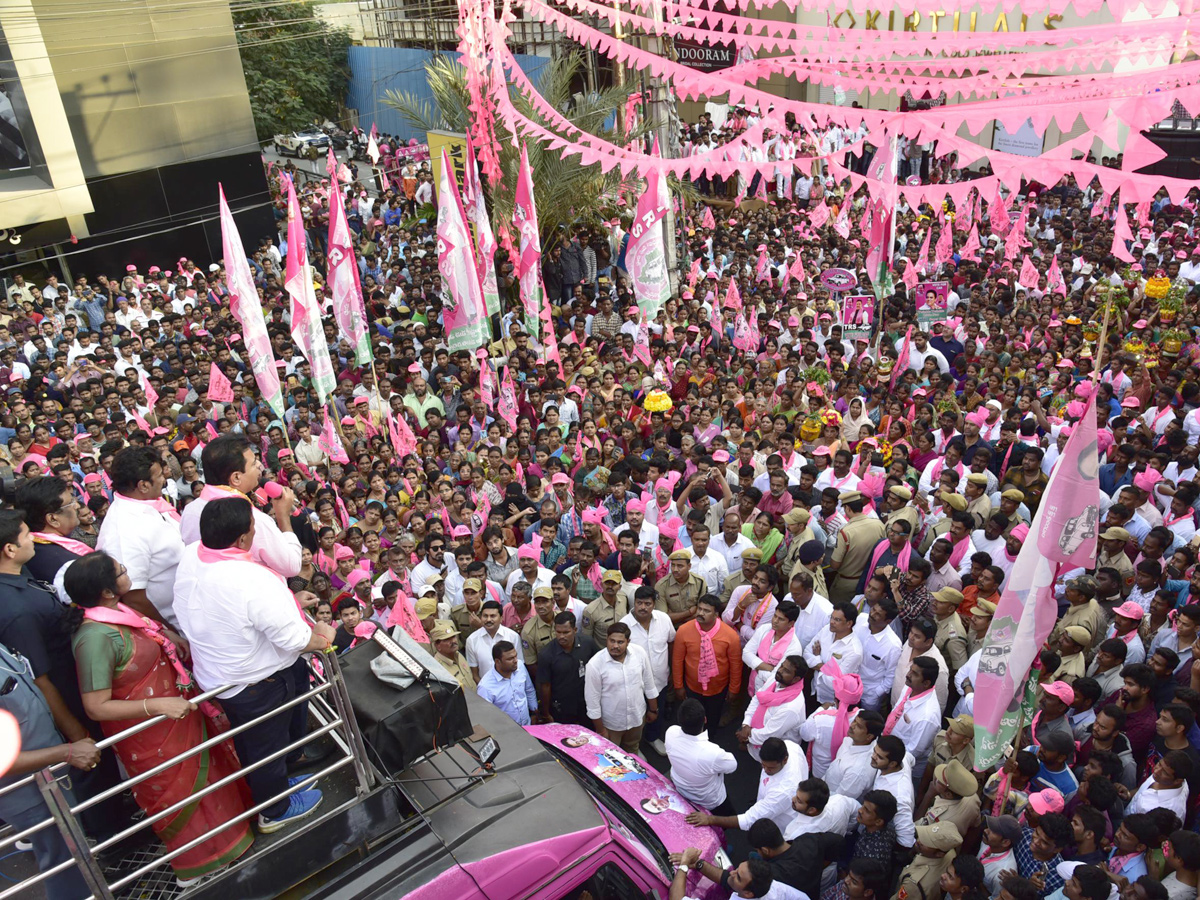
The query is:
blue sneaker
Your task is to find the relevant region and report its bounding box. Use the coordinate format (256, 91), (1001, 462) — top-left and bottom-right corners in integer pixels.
(287, 775), (319, 790)
(257, 788), (323, 834)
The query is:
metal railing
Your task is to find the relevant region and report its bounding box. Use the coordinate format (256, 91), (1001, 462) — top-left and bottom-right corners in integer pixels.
(0, 650), (375, 900)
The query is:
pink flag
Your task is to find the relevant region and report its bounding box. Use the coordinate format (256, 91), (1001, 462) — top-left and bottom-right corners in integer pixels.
(513, 145), (545, 339)
(865, 141), (894, 183)
(833, 201), (851, 239)
(973, 393), (1099, 769)
(626, 142), (672, 321)
(498, 365), (519, 431)
(219, 185), (285, 420)
(709, 293), (724, 334)
(437, 148), (488, 355)
(961, 224), (981, 261)
(732, 312), (753, 351)
(687, 256), (702, 287)
(808, 202), (830, 230)
(701, 206), (715, 229)
(1047, 255), (1066, 296)
(1111, 207), (1136, 262)
(891, 326), (912, 391)
(915, 226), (932, 274)
(901, 258), (919, 289)
(1091, 191), (1109, 218)
(387, 409), (417, 458)
(327, 194), (372, 366)
(464, 137), (501, 319)
(934, 222), (954, 267)
(138, 371), (158, 409)
(319, 413), (350, 465)
(284, 176), (336, 404)
(753, 176), (768, 203)
(478, 357), (495, 410)
(208, 362), (234, 402)
(1018, 255), (1040, 290)
(755, 247), (769, 283)
(724, 277), (742, 311)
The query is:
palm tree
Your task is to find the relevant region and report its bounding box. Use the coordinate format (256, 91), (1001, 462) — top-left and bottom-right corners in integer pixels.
(383, 52), (656, 243)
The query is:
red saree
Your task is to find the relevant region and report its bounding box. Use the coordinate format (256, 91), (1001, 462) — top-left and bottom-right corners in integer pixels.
(77, 623), (254, 879)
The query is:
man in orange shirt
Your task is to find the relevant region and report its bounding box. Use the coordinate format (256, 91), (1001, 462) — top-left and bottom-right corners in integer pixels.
(673, 594), (743, 730)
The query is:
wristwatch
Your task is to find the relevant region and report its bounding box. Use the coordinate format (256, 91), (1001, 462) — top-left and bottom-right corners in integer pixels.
(676, 864), (690, 875)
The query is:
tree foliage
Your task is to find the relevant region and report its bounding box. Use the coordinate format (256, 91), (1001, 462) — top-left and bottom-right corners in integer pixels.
(383, 53), (687, 244)
(234, 0), (351, 140)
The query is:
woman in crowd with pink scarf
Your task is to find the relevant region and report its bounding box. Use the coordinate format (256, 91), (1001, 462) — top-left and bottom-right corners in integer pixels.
(65, 551), (254, 886)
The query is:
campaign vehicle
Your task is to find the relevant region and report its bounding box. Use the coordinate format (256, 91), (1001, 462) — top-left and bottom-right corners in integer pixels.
(272, 130), (331, 159)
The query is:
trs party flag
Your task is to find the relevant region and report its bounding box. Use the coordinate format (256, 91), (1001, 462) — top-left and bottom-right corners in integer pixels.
(318, 413), (349, 464)
(626, 140), (672, 322)
(218, 185), (285, 421)
(463, 137), (501, 319)
(327, 191), (372, 366)
(498, 365), (519, 431)
(207, 362), (233, 403)
(1047, 254), (1066, 296)
(436, 149), (488, 356)
(973, 394), (1100, 770)
(284, 176), (336, 405)
(513, 144), (545, 340)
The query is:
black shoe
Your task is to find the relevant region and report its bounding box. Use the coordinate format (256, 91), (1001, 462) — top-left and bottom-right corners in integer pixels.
(286, 740), (333, 773)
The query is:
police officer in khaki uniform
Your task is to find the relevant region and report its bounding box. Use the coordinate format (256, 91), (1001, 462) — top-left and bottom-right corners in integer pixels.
(777, 508), (817, 583)
(917, 714), (976, 806)
(919, 493), (967, 555)
(964, 599), (996, 657)
(964, 473), (993, 529)
(796, 539), (828, 598)
(719, 547), (761, 606)
(413, 594), (438, 653)
(430, 620), (476, 692)
(829, 491), (886, 603)
(654, 549), (706, 626)
(521, 588), (557, 675)
(931, 587), (970, 673)
(893, 821), (962, 900)
(883, 485), (921, 536)
(1052, 625), (1090, 683)
(915, 760), (981, 838)
(450, 578), (486, 649)
(999, 488), (1028, 530)
(581, 570), (630, 645)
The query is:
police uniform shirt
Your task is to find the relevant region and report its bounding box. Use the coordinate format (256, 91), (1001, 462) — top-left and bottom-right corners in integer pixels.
(435, 651), (476, 692)
(520, 614), (556, 666)
(581, 595), (629, 645)
(0, 643), (64, 817)
(894, 849), (957, 900)
(654, 572), (706, 616)
(450, 603), (483, 650)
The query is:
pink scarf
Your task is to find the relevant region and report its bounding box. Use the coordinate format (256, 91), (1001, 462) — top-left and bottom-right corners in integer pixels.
(118, 491), (181, 522)
(750, 675), (806, 729)
(947, 534), (971, 569)
(822, 658), (864, 759)
(83, 601), (219, 717)
(869, 537), (912, 576)
(197, 543), (286, 586)
(696, 621), (721, 691)
(385, 593), (428, 642)
(31, 531), (93, 557)
(883, 685), (935, 735)
(199, 483), (243, 503)
(751, 626), (794, 696)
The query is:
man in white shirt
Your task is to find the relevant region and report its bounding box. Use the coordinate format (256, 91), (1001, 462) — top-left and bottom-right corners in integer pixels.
(410, 535), (447, 596)
(612, 498), (659, 552)
(854, 594), (904, 710)
(173, 496), (335, 833)
(824, 710), (884, 802)
(870, 735), (916, 848)
(724, 565), (780, 646)
(712, 511), (756, 574)
(891, 617), (950, 710)
(178, 434), (302, 578)
(96, 446), (186, 626)
(887, 657), (944, 781)
(504, 546), (555, 597)
(784, 569), (833, 651)
(739, 656), (808, 761)
(685, 737), (808, 836)
(584, 622), (659, 754)
(664, 697), (738, 815)
(621, 588), (675, 754)
(465, 600), (520, 682)
(784, 778), (860, 838)
(686, 525), (729, 595)
(804, 602), (864, 705)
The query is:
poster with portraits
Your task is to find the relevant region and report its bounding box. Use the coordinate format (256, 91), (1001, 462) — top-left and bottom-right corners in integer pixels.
(842, 294), (876, 343)
(915, 281), (949, 329)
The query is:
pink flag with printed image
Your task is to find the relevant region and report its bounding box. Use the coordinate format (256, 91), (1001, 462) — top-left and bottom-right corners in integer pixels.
(319, 413), (350, 465)
(1047, 255), (1066, 296)
(498, 365), (519, 431)
(207, 362), (234, 402)
(327, 192), (372, 366)
(973, 393), (1099, 769)
(701, 206), (715, 229)
(1018, 255), (1040, 290)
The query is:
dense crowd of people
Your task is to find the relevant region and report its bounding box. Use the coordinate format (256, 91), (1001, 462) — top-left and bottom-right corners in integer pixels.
(1, 114), (1200, 900)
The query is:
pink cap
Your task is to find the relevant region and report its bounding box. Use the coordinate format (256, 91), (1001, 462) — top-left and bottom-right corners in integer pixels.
(1113, 600), (1145, 620)
(353, 396), (369, 405)
(277, 449), (293, 458)
(1120, 396), (1141, 409)
(713, 450), (731, 462)
(551, 473), (571, 486)
(1027, 789), (1065, 816)
(126, 264), (137, 272)
(82, 473), (103, 485)
(451, 524), (471, 538)
(334, 545), (354, 560)
(1009, 524), (1030, 541)
(1133, 319), (1149, 329)
(1041, 680), (1074, 705)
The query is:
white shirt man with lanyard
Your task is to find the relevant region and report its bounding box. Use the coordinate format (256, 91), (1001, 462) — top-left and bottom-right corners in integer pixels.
(178, 433), (302, 578)
(885, 657), (943, 782)
(173, 497), (336, 833)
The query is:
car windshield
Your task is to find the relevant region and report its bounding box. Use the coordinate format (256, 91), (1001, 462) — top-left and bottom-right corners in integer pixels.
(542, 743), (672, 878)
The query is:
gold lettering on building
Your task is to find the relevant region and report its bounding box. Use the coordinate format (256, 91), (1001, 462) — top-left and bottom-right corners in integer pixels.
(929, 10), (945, 31)
(864, 9), (882, 29)
(833, 7), (1064, 32)
(904, 10), (922, 30)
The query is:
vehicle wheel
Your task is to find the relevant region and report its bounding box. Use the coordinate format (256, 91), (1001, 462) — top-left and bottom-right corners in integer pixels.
(274, 143), (283, 155)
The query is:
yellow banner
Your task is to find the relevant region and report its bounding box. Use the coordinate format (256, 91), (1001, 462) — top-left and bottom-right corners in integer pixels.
(428, 130), (468, 201)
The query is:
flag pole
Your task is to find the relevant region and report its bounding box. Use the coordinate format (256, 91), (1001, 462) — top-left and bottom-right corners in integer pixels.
(1092, 288), (1114, 389)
